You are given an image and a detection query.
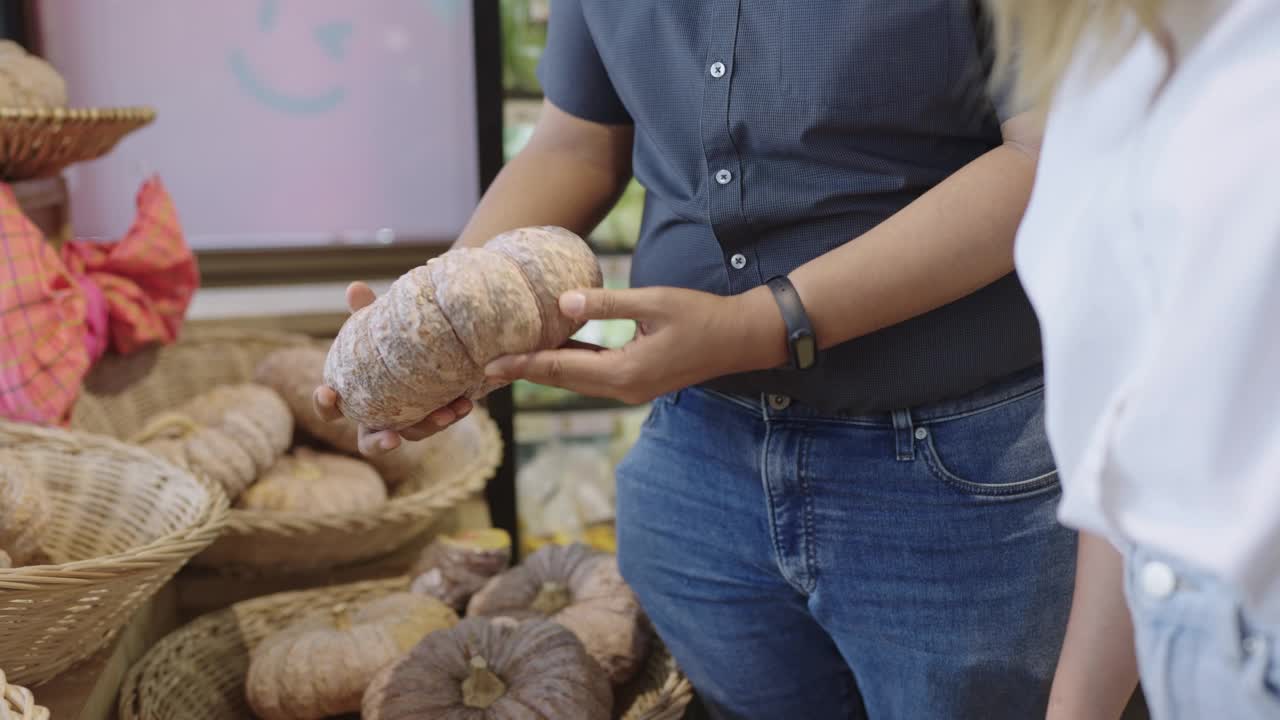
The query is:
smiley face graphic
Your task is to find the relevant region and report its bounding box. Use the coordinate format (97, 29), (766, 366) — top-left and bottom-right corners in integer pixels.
(228, 0), (352, 115)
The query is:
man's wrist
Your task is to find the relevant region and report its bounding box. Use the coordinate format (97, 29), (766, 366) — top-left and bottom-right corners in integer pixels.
(731, 285), (791, 374)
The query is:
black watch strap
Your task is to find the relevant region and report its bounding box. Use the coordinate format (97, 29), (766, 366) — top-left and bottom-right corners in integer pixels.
(765, 276), (817, 371)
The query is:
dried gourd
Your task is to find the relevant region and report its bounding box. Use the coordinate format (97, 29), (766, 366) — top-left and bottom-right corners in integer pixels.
(238, 448), (387, 514)
(0, 40), (67, 108)
(134, 383), (292, 500)
(254, 346), (428, 485)
(0, 462), (48, 566)
(362, 617), (612, 720)
(409, 528), (512, 610)
(467, 542), (649, 684)
(324, 226), (602, 430)
(245, 592), (459, 720)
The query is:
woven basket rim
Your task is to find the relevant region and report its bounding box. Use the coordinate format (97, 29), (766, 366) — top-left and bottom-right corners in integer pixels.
(0, 420), (229, 589)
(0, 106), (156, 122)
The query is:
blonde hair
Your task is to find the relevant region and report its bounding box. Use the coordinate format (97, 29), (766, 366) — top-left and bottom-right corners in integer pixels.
(985, 0), (1171, 112)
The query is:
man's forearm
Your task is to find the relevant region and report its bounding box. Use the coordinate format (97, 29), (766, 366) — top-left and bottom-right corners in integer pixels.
(736, 139), (1040, 370)
(454, 144), (628, 249)
(1047, 531), (1138, 719)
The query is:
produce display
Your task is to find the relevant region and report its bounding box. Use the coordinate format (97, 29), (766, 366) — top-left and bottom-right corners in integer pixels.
(134, 383), (293, 500)
(254, 346), (429, 485)
(237, 448), (387, 514)
(0, 40), (67, 108)
(324, 226), (603, 431)
(245, 592), (459, 720)
(409, 529), (513, 611)
(468, 543), (649, 685)
(362, 617), (612, 720)
(0, 461), (48, 567)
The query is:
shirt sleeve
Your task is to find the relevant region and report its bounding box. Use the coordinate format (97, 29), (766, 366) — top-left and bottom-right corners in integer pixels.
(536, 0), (633, 125)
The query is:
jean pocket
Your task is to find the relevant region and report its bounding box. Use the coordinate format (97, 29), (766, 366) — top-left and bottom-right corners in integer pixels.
(919, 385), (1060, 499)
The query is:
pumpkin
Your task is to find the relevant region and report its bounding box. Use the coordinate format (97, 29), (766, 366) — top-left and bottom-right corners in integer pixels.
(254, 346), (428, 485)
(324, 226), (602, 431)
(0, 461), (48, 566)
(409, 528), (512, 610)
(133, 384), (292, 500)
(362, 617), (612, 720)
(467, 543), (649, 685)
(237, 448), (387, 514)
(0, 40), (67, 108)
(245, 592), (459, 720)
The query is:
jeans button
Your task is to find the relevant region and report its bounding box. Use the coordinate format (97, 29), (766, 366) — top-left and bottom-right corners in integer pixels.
(1140, 561), (1177, 599)
(767, 394), (791, 411)
(914, 427), (928, 440)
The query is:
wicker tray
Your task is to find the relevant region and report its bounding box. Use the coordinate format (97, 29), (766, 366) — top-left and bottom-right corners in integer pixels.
(0, 422), (228, 686)
(0, 107), (155, 180)
(71, 328), (503, 575)
(118, 578), (693, 720)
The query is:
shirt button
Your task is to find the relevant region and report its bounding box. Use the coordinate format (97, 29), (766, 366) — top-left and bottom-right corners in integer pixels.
(1140, 561), (1178, 599)
(709, 61), (727, 78)
(715, 169), (733, 185)
(729, 253), (747, 270)
(914, 427), (929, 440)
(767, 394), (791, 411)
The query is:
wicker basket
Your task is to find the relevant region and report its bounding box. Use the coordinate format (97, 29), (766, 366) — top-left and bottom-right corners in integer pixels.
(0, 422), (228, 686)
(0, 107), (155, 180)
(71, 328), (504, 574)
(1, 669), (49, 720)
(118, 578), (693, 720)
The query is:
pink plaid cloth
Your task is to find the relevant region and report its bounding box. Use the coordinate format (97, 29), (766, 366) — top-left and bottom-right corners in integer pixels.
(0, 177), (198, 426)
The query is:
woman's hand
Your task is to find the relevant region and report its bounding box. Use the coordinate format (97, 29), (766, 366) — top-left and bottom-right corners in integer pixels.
(312, 281), (473, 456)
(483, 286), (787, 404)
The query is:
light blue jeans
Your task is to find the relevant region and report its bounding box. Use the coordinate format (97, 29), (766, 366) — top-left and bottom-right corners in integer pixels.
(615, 368), (1077, 719)
(1125, 547), (1280, 719)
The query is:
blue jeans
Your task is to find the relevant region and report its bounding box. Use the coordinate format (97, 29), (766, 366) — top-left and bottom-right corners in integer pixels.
(615, 369), (1076, 720)
(1125, 547), (1280, 720)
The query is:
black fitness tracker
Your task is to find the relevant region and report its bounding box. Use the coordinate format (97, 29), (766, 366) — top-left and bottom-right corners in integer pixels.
(765, 276), (817, 371)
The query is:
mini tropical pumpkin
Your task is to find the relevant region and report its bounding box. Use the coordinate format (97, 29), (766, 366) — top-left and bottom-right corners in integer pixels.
(362, 617), (612, 720)
(134, 383), (292, 500)
(254, 346), (429, 485)
(245, 592), (459, 720)
(409, 528), (512, 610)
(237, 448), (387, 514)
(467, 542), (649, 684)
(0, 461), (48, 566)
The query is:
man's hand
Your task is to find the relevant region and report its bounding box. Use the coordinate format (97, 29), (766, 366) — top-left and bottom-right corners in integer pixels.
(312, 281), (473, 456)
(483, 285), (787, 404)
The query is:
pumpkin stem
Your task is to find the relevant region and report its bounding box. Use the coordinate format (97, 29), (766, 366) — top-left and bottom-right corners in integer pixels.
(530, 581), (571, 615)
(462, 655), (507, 709)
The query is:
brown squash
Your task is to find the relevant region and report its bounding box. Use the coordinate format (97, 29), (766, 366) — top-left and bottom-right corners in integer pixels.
(134, 384), (292, 500)
(245, 592), (459, 720)
(254, 346), (428, 485)
(0, 462), (48, 566)
(467, 542), (649, 685)
(324, 226), (602, 431)
(237, 448), (387, 514)
(362, 617), (612, 720)
(409, 528), (512, 610)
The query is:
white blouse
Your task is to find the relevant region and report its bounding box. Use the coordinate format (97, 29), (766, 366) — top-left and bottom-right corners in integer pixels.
(1015, 0), (1280, 622)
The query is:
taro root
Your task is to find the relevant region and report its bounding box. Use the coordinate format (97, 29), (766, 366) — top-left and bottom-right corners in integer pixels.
(409, 528), (512, 610)
(0, 460), (48, 566)
(467, 542), (649, 684)
(324, 226), (602, 431)
(237, 448), (387, 514)
(254, 346), (429, 485)
(362, 617), (612, 720)
(245, 592), (459, 720)
(133, 384), (292, 500)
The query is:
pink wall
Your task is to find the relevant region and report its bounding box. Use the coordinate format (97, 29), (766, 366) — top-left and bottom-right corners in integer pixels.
(40, 0), (480, 250)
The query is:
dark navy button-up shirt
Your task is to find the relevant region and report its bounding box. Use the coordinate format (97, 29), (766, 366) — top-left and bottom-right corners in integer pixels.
(538, 0), (1043, 414)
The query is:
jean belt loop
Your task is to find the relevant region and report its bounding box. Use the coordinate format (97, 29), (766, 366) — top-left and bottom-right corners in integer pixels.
(891, 409), (915, 461)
